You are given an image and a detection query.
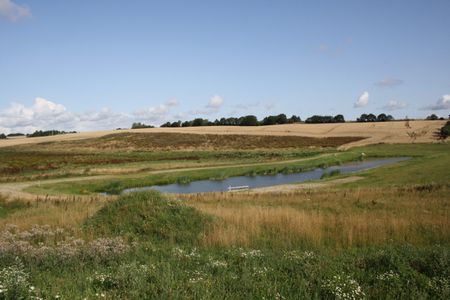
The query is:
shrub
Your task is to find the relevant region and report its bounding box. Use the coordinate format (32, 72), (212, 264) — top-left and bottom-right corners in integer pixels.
(438, 121), (450, 139)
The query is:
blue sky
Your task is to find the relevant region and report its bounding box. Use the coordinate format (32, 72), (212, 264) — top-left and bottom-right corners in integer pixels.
(1, 0), (449, 133)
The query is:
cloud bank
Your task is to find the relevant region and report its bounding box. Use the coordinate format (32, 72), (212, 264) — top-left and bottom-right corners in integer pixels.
(354, 91), (369, 108)
(421, 94), (450, 110)
(0, 0), (31, 22)
(0, 97), (184, 134)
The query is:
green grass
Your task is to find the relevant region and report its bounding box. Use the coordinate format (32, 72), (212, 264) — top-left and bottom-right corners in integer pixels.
(0, 197), (28, 218)
(84, 191), (211, 244)
(1, 191), (448, 299)
(342, 143), (450, 187)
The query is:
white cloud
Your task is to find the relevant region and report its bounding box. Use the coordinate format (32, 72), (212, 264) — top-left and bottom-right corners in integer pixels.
(422, 94), (450, 110)
(0, 97), (135, 134)
(133, 98), (180, 122)
(382, 100), (407, 111)
(376, 78), (404, 87)
(354, 91), (369, 108)
(207, 95), (223, 109)
(0, 0), (31, 22)
(134, 104), (170, 121)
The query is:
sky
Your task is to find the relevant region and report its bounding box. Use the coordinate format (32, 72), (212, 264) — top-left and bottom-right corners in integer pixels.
(1, 0), (450, 133)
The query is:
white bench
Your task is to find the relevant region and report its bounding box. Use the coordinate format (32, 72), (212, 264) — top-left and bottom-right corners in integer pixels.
(227, 185), (250, 192)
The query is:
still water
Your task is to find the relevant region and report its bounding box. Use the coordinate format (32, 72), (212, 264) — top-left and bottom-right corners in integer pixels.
(122, 157), (409, 194)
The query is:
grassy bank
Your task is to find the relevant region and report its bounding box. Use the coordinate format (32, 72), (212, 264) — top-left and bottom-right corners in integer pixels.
(0, 191), (448, 299)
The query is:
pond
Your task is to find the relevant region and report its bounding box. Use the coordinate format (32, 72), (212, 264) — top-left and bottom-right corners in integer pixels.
(120, 157), (410, 194)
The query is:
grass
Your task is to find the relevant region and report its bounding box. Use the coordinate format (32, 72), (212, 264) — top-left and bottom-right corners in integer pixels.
(343, 143), (450, 186)
(184, 184), (449, 249)
(0, 191), (448, 299)
(0, 140), (449, 298)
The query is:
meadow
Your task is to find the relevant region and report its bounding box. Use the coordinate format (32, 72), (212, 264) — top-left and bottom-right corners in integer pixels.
(0, 126), (448, 299)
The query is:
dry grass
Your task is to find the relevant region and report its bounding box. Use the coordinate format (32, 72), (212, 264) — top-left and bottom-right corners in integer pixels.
(0, 196), (108, 230)
(0, 120), (445, 149)
(184, 185), (450, 248)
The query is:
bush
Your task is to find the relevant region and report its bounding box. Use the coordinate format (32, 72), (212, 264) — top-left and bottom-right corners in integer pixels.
(438, 121), (450, 139)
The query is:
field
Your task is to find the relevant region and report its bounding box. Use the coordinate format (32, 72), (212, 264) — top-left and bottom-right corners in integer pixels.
(0, 122), (449, 299)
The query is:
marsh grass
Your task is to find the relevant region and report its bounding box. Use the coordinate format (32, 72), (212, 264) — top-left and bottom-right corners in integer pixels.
(185, 185), (450, 249)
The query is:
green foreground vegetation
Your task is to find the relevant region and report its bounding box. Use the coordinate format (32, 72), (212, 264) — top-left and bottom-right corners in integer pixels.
(0, 141), (449, 299)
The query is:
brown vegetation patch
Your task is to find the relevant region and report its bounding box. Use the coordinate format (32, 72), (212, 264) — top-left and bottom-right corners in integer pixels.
(51, 132), (363, 151)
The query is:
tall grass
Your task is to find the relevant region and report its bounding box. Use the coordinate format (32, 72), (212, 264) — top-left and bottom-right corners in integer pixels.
(185, 184), (450, 248)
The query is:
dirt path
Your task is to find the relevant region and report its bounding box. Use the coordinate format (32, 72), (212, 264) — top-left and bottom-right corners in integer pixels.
(0, 153), (336, 200)
(246, 176), (363, 193)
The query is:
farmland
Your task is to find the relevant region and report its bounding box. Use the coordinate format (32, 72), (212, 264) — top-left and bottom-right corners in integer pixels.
(0, 122), (449, 299)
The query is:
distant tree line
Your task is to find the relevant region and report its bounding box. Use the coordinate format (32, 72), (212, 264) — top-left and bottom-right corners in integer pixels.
(0, 131), (77, 139)
(160, 114), (301, 127)
(356, 113), (394, 122)
(131, 122), (155, 129)
(305, 115), (345, 124)
(26, 130), (76, 138)
(6, 133), (25, 137)
(426, 114), (449, 121)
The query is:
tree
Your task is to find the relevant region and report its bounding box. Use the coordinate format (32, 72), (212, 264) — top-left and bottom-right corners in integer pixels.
(305, 115), (335, 123)
(275, 114), (288, 124)
(0, 133), (6, 139)
(357, 113), (377, 122)
(426, 114), (439, 120)
(170, 121), (182, 127)
(132, 122), (154, 129)
(377, 113), (388, 122)
(192, 118), (208, 127)
(238, 115), (259, 126)
(262, 115), (277, 125)
(288, 115), (301, 123)
(333, 114), (345, 123)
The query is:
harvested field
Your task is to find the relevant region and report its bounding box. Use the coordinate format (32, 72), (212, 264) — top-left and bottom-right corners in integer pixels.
(0, 120), (445, 149)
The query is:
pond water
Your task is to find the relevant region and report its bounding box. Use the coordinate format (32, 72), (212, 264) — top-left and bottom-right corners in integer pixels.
(120, 157), (410, 195)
